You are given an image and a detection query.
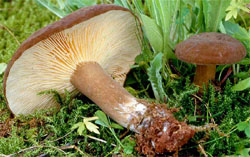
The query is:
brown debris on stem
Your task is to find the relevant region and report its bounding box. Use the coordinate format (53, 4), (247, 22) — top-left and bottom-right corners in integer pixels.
(134, 103), (195, 155)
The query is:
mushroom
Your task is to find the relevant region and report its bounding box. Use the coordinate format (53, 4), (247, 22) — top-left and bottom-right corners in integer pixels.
(175, 32), (246, 87)
(4, 5), (195, 155)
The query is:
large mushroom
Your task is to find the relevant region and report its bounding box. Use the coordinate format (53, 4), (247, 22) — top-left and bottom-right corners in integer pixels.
(4, 5), (195, 155)
(175, 32), (246, 87)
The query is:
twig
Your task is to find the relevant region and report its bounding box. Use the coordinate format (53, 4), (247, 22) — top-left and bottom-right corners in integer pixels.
(0, 23), (20, 45)
(87, 135), (116, 147)
(59, 145), (86, 155)
(219, 66), (232, 85)
(119, 129), (130, 139)
(47, 130), (73, 142)
(47, 130), (116, 147)
(198, 144), (208, 157)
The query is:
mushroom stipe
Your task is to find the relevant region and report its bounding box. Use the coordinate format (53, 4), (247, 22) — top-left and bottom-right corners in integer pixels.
(72, 62), (195, 154)
(4, 4), (195, 155)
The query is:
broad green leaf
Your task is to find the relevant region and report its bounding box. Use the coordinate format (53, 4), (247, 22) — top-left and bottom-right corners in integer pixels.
(122, 136), (136, 155)
(202, 0), (230, 32)
(237, 58), (250, 65)
(0, 63), (7, 75)
(154, 0), (177, 58)
(219, 22), (226, 34)
(140, 14), (163, 53)
(244, 121), (250, 138)
(65, 0), (96, 11)
(234, 72), (249, 79)
(124, 144), (134, 154)
(237, 121), (248, 131)
(194, 0), (205, 33)
(35, 0), (67, 18)
(56, 0), (65, 9)
(132, 0), (144, 14)
(239, 148), (250, 157)
(147, 52), (167, 102)
(114, 0), (130, 9)
(232, 77), (250, 91)
(95, 110), (110, 128)
(222, 21), (250, 54)
(110, 123), (124, 130)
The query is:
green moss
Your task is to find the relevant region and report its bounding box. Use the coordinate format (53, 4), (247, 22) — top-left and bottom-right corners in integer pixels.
(0, 0), (58, 63)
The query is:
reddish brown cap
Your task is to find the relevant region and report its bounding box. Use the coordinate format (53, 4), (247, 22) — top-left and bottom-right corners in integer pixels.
(4, 4), (142, 115)
(175, 32), (246, 65)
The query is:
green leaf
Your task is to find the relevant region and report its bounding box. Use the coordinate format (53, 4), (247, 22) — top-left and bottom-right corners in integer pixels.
(84, 121), (100, 134)
(35, 0), (67, 18)
(56, 0), (65, 9)
(245, 121), (250, 138)
(110, 123), (124, 130)
(154, 0), (177, 58)
(0, 63), (7, 75)
(95, 110), (110, 128)
(232, 77), (250, 91)
(237, 121), (248, 131)
(187, 116), (197, 122)
(122, 136), (136, 155)
(240, 148), (250, 157)
(237, 58), (250, 65)
(147, 52), (167, 102)
(222, 21), (250, 54)
(65, 0), (96, 12)
(140, 14), (163, 53)
(114, 0), (130, 9)
(71, 122), (86, 136)
(83, 117), (100, 134)
(202, 0), (230, 32)
(234, 72), (249, 79)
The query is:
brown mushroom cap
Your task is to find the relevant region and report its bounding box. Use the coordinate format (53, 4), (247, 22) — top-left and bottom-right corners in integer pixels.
(4, 4), (142, 115)
(175, 32), (246, 65)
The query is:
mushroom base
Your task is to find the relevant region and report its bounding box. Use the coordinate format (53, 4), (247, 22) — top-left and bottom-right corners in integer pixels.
(134, 102), (195, 155)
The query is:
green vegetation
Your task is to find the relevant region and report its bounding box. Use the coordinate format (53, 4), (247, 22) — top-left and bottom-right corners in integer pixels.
(0, 0), (250, 156)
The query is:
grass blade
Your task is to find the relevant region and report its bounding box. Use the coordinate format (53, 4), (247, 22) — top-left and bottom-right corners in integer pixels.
(140, 14), (163, 53)
(35, 0), (67, 18)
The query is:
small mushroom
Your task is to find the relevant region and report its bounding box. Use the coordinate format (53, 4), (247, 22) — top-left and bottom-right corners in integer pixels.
(175, 32), (246, 87)
(4, 5), (195, 155)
